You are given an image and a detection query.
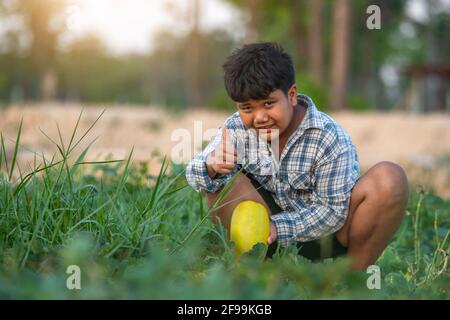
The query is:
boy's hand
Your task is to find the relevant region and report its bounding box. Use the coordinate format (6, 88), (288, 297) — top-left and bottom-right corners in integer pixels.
(267, 222), (277, 245)
(206, 126), (237, 178)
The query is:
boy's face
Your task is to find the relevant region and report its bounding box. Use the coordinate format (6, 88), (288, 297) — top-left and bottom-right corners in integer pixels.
(236, 84), (298, 142)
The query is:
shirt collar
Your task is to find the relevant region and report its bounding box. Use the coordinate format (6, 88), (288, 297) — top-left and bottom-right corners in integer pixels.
(270, 93), (324, 164)
(296, 93), (325, 133)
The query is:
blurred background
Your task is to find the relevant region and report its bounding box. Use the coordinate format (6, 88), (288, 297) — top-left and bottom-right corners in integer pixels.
(0, 0), (450, 197)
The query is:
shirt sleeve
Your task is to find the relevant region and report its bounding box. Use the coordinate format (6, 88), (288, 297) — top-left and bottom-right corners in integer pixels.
(185, 126), (239, 193)
(269, 146), (356, 247)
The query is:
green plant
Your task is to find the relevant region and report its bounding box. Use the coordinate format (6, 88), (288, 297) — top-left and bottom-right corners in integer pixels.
(0, 111), (448, 299)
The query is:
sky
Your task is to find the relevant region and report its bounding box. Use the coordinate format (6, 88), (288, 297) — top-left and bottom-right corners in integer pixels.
(63, 0), (244, 55)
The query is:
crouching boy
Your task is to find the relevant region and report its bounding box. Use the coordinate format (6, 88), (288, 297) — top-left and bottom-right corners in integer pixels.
(186, 42), (409, 270)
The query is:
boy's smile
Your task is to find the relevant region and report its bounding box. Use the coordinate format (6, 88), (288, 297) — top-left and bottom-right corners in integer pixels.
(236, 84), (306, 150)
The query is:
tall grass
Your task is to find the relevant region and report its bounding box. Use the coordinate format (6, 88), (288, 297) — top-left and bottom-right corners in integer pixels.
(0, 111), (448, 299)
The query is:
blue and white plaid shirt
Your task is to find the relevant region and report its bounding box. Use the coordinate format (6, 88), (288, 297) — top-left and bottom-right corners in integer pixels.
(186, 93), (360, 247)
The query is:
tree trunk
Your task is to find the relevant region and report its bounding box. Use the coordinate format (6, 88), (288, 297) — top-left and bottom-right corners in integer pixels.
(307, 0), (324, 86)
(186, 0), (201, 106)
(41, 68), (58, 101)
(244, 0), (262, 43)
(424, 0), (443, 112)
(330, 0), (350, 111)
(291, 0), (307, 71)
(359, 32), (373, 103)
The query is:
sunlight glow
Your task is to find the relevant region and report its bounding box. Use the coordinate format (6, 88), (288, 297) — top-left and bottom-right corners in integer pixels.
(64, 0), (241, 55)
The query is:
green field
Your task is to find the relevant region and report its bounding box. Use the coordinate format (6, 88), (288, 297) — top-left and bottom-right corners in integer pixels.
(0, 115), (449, 299)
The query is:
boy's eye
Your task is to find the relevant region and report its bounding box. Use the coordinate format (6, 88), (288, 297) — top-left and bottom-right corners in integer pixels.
(264, 101), (274, 107)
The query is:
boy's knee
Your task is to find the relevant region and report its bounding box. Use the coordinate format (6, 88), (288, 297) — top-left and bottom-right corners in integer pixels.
(369, 161), (409, 205)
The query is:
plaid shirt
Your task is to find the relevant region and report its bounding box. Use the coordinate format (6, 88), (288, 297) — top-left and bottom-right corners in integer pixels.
(186, 93), (360, 247)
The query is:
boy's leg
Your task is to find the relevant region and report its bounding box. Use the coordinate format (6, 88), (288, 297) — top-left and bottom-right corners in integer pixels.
(335, 161), (409, 270)
(206, 161), (409, 271)
(206, 173), (272, 231)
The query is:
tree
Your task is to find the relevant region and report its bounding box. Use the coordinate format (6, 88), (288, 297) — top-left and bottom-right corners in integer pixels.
(330, 0), (351, 111)
(307, 0), (325, 86)
(186, 0), (202, 106)
(245, 0), (262, 43)
(5, 0), (68, 100)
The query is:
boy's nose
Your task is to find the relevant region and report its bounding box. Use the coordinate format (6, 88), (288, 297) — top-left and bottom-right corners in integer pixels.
(254, 111), (269, 124)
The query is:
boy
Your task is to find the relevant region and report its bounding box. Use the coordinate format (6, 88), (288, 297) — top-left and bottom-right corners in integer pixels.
(186, 43), (409, 270)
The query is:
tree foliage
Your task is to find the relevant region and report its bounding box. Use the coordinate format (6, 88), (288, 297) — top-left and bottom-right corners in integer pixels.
(0, 0), (448, 111)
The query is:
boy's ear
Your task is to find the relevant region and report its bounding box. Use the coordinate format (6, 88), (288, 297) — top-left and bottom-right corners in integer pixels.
(288, 84), (298, 106)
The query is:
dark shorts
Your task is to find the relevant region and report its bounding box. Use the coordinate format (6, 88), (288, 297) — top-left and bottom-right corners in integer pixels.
(243, 171), (348, 261)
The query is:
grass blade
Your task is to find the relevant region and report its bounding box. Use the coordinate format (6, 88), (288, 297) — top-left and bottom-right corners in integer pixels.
(8, 118), (23, 181)
(67, 108), (106, 155)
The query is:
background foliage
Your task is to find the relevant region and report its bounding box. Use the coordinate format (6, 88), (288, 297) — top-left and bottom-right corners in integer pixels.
(0, 0), (449, 111)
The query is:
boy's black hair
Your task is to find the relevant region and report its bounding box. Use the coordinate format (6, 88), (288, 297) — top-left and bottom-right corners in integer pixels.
(222, 42), (295, 102)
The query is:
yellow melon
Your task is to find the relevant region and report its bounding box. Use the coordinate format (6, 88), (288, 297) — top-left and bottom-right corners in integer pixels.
(230, 200), (270, 257)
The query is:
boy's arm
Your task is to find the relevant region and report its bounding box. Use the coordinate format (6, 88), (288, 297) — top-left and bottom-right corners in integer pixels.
(269, 146), (358, 248)
(186, 126), (239, 193)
